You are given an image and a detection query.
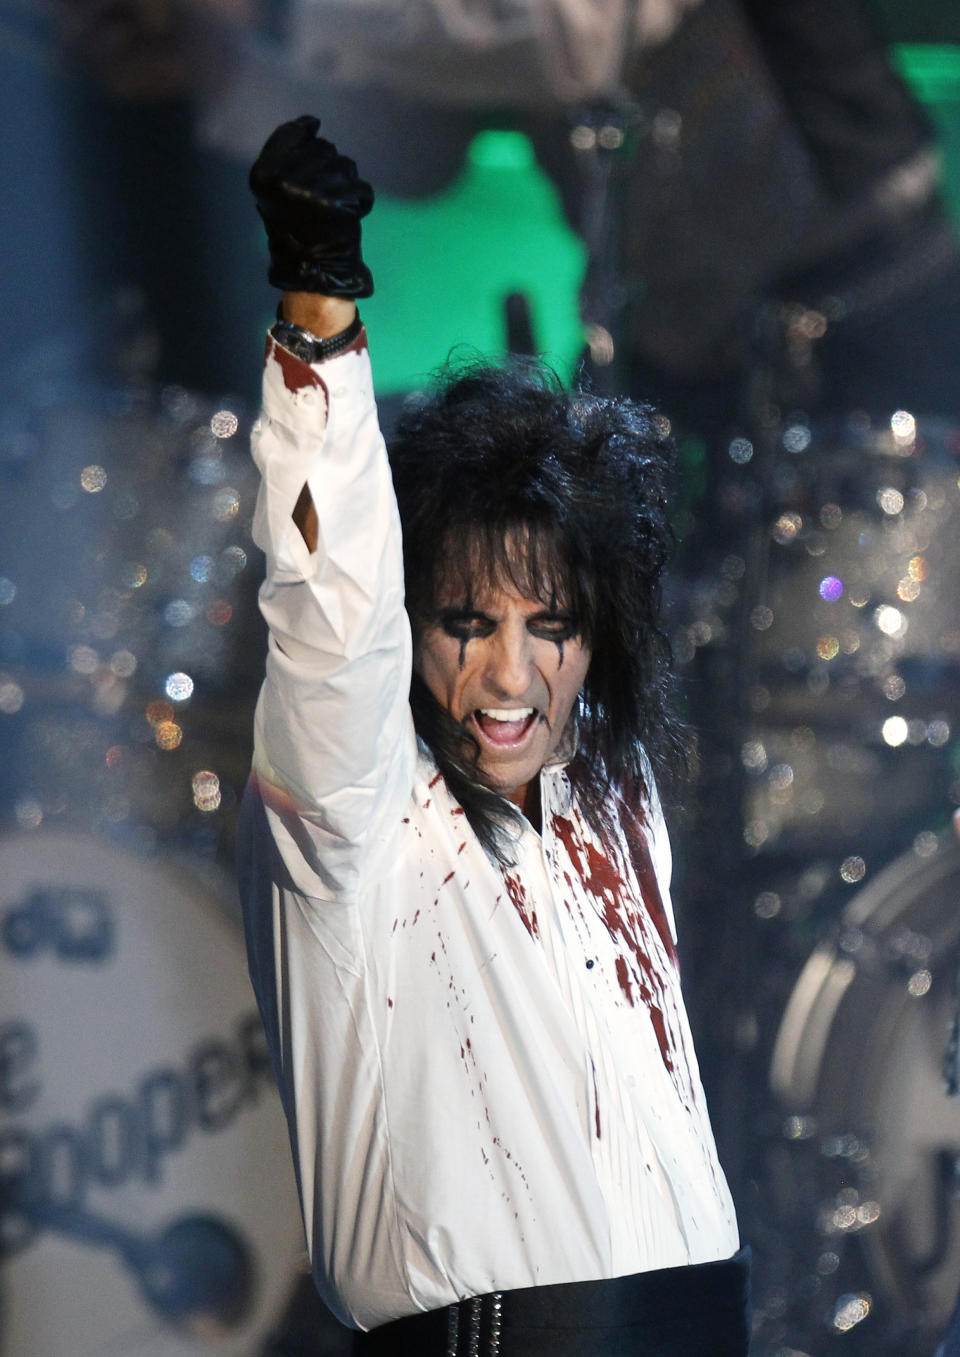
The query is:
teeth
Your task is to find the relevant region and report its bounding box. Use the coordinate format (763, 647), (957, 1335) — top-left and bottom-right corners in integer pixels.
(478, 707), (534, 722)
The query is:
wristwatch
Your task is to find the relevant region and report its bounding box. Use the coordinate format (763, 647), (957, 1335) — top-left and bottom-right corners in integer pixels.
(269, 310), (363, 363)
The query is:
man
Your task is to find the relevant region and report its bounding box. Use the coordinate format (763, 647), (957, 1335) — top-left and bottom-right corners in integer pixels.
(240, 116), (748, 1355)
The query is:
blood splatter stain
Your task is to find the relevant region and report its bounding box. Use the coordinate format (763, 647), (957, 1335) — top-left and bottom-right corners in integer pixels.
(503, 872), (539, 939)
(267, 336), (326, 395)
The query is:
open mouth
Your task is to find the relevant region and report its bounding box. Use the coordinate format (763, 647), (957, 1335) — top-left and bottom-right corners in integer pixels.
(472, 707), (539, 748)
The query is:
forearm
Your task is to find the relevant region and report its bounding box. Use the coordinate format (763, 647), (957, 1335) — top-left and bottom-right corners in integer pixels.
(278, 291), (358, 549)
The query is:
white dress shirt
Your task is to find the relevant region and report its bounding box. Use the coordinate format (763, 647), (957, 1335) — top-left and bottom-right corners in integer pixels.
(239, 329), (739, 1331)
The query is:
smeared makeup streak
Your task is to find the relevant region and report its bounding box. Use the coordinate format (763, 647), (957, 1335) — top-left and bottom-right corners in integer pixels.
(458, 637), (468, 669)
(556, 640), (565, 668)
(502, 871), (539, 939)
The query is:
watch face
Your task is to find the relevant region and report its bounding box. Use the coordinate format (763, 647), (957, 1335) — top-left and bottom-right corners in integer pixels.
(274, 324), (317, 363)
(0, 830), (305, 1357)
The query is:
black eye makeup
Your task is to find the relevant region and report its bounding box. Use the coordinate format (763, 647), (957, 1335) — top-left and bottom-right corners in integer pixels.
(527, 612), (579, 642)
(435, 609), (496, 640)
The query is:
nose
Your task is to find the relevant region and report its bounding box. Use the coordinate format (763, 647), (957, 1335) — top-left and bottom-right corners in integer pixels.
(484, 622), (535, 699)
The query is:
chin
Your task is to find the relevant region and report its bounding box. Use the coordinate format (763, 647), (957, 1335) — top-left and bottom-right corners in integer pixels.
(478, 760), (536, 797)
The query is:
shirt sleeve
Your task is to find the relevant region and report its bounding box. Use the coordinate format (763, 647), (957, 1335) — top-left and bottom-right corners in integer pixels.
(249, 330), (416, 899)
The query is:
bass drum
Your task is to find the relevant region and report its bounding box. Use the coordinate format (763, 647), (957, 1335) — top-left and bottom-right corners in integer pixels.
(770, 834), (960, 1345)
(0, 829), (307, 1357)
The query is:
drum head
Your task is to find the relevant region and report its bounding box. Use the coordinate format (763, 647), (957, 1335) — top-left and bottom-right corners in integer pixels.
(0, 829), (305, 1357)
(771, 835), (960, 1339)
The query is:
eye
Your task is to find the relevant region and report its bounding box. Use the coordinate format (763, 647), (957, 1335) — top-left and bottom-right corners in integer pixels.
(529, 613), (578, 641)
(436, 610), (495, 641)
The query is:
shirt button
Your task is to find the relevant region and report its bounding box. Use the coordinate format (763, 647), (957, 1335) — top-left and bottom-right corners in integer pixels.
(333, 385), (348, 397)
(585, 959), (595, 970)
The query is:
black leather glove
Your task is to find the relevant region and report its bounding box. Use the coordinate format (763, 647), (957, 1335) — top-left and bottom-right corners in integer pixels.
(249, 115), (374, 297)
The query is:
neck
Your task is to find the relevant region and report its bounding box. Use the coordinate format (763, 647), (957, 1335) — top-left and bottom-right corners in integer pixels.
(507, 777), (542, 833)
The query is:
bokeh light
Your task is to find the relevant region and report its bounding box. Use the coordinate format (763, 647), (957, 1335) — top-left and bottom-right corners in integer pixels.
(164, 672), (194, 702)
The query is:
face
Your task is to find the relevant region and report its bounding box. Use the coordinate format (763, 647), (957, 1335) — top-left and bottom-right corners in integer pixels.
(414, 575), (591, 811)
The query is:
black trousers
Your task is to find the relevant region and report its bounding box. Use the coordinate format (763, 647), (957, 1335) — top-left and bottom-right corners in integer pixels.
(354, 1248), (751, 1357)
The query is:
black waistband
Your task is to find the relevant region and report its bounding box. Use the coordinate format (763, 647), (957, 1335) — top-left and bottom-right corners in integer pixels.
(355, 1248), (752, 1357)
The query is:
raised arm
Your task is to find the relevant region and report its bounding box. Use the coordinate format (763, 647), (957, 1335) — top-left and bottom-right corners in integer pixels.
(247, 117), (415, 897)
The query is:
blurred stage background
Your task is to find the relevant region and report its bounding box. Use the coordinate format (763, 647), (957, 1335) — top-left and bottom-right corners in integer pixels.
(3, 1), (960, 1353)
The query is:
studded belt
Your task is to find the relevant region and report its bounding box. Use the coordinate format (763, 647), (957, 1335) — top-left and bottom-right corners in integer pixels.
(353, 1248), (752, 1356)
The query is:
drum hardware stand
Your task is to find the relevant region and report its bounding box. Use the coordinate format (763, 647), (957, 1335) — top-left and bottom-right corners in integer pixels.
(565, 0), (649, 397)
(25, 1200), (255, 1329)
(569, 96), (646, 396)
(945, 958), (960, 1100)
(742, 296), (830, 457)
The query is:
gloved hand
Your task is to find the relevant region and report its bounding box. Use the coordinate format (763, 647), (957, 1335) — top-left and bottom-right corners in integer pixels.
(249, 116), (374, 297)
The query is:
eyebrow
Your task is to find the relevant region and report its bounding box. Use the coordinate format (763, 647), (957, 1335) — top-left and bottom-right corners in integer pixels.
(431, 603), (577, 624)
(432, 605), (486, 621)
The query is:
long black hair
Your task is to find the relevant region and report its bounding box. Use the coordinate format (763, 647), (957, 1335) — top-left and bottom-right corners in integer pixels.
(388, 358), (687, 861)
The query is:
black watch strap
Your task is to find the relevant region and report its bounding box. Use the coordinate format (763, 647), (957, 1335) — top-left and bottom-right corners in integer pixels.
(270, 309), (363, 363)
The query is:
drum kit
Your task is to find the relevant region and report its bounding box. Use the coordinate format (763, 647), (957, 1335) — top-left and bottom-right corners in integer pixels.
(566, 68), (960, 1346)
(670, 394), (960, 1352)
